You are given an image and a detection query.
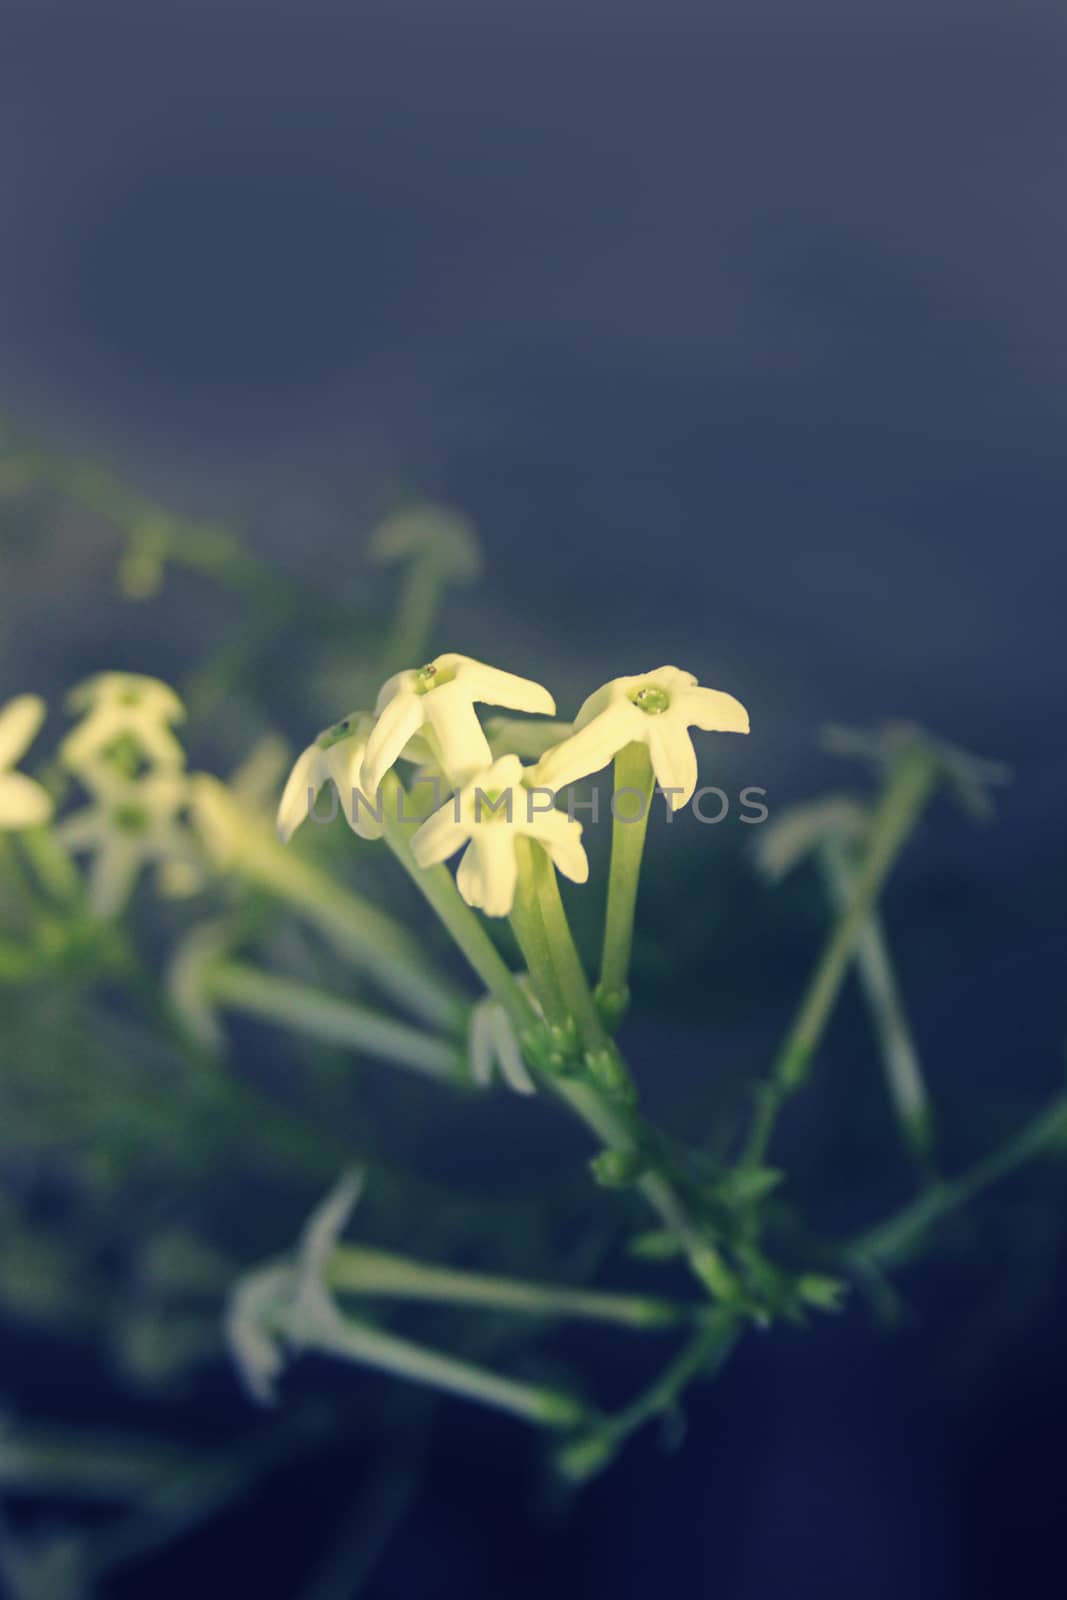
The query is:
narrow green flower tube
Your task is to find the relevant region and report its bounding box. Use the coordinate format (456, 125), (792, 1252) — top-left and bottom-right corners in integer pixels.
(379, 771), (536, 1042)
(818, 836), (934, 1164)
(381, 558), (443, 676)
(326, 1244), (684, 1329)
(300, 1308), (588, 1430)
(509, 836), (571, 1033)
(191, 776), (462, 1031)
(598, 740), (656, 1028)
(743, 748), (939, 1170)
(848, 1093), (1067, 1269)
(208, 964), (464, 1082)
(531, 842), (607, 1055)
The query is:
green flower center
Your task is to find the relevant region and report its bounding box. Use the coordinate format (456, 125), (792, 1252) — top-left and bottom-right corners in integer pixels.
(317, 717), (353, 750)
(116, 688), (142, 707)
(414, 662), (457, 695)
(111, 803), (149, 834)
(104, 734), (146, 778)
(475, 787), (512, 823)
(629, 684), (670, 716)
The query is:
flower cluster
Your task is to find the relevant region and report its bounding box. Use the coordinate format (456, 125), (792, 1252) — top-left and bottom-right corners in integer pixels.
(278, 653), (749, 917)
(57, 673), (198, 917)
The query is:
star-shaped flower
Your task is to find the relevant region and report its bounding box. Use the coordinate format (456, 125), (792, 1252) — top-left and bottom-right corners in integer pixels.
(276, 712), (385, 844)
(412, 754), (588, 917)
(755, 795), (870, 882)
(361, 654), (555, 795)
(60, 672), (185, 776)
(535, 666), (749, 809)
(0, 694), (53, 829)
(226, 1170), (365, 1404)
(58, 769), (194, 917)
(822, 721), (1010, 820)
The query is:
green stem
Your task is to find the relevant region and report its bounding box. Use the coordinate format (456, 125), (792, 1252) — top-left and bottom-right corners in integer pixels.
(327, 1244), (684, 1328)
(551, 1076), (735, 1301)
(379, 773), (535, 1040)
(558, 1309), (741, 1481)
(532, 843), (606, 1052)
(848, 1094), (1067, 1269)
(743, 750), (937, 1169)
(819, 838), (934, 1165)
(0, 1426), (206, 1503)
(384, 784), (727, 1301)
(300, 1308), (588, 1429)
(382, 560), (442, 675)
(509, 837), (570, 1026)
(599, 741), (655, 1024)
(209, 963), (463, 1082)
(207, 789), (462, 1030)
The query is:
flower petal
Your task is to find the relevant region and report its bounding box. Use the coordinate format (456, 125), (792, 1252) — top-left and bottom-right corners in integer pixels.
(535, 702), (640, 793)
(487, 1004), (536, 1094)
(468, 999), (495, 1087)
(133, 719), (187, 768)
(425, 688), (493, 783)
(646, 719), (699, 808)
(454, 658), (556, 717)
(678, 686), (750, 734)
(362, 691), (426, 794)
(456, 832), (517, 917)
(0, 771), (53, 829)
(0, 694), (46, 769)
(571, 680), (617, 732)
(324, 737), (384, 841)
(276, 745), (325, 843)
(527, 807), (589, 884)
(411, 797), (471, 867)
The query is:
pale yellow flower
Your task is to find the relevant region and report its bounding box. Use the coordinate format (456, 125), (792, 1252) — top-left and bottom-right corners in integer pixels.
(276, 713), (384, 844)
(468, 995), (535, 1094)
(361, 654), (555, 795)
(412, 754), (587, 917)
(58, 769), (194, 917)
(60, 672), (185, 776)
(0, 694), (53, 829)
(536, 666), (749, 810)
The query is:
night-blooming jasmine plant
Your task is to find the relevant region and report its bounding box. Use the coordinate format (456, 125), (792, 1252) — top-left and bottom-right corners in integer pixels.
(535, 666), (749, 807)
(361, 653), (555, 794)
(411, 754), (588, 917)
(0, 694), (53, 829)
(8, 449), (1060, 1568)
